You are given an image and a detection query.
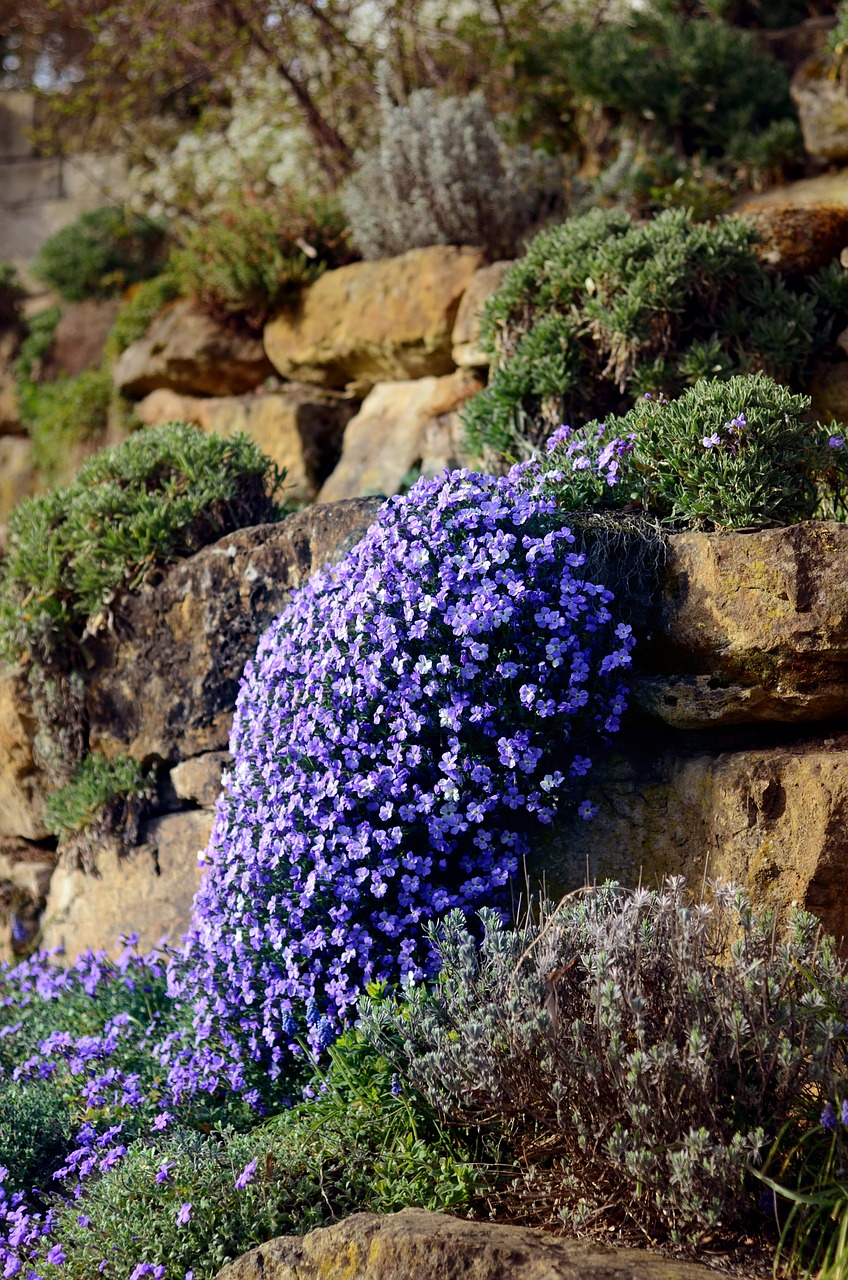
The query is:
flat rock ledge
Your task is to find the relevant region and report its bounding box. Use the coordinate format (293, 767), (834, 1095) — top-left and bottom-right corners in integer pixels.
(216, 1209), (720, 1280)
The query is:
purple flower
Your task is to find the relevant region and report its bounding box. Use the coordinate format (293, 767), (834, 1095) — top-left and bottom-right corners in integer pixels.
(391, 1073), (403, 1096)
(842, 1099), (848, 1127)
(234, 1159), (257, 1190)
(175, 1203), (192, 1227)
(154, 1162), (173, 1185)
(45, 1245), (65, 1266)
(822, 1100), (838, 1131)
(702, 433), (721, 449)
(150, 1112), (172, 1132)
(830, 435), (844, 449)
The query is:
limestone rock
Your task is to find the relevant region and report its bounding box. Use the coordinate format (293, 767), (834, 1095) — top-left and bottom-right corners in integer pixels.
(792, 54), (848, 161)
(809, 360), (848, 423)
(0, 437), (38, 540)
(217, 1208), (715, 1280)
(0, 667), (48, 841)
(0, 837), (57, 961)
(136, 385), (355, 504)
(114, 299), (275, 398)
(543, 729), (848, 950)
(740, 202), (848, 274)
(263, 246), (485, 392)
(739, 168), (848, 209)
(40, 809), (213, 959)
(642, 522), (848, 726)
(317, 370), (482, 503)
(86, 498), (383, 764)
(170, 752), (231, 808)
(0, 330), (21, 435)
(451, 260), (511, 367)
(42, 298), (120, 379)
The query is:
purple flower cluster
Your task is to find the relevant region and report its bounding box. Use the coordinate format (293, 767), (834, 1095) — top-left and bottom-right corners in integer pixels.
(166, 469), (633, 1081)
(702, 412), (746, 452)
(516, 422), (638, 511)
(820, 1098), (848, 1131)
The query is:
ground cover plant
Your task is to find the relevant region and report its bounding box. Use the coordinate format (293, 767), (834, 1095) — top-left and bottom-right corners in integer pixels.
(520, 374), (848, 530)
(463, 209), (848, 465)
(32, 207), (167, 303)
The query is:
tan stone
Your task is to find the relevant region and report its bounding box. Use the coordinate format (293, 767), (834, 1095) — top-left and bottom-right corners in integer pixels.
(739, 202), (848, 274)
(739, 169), (848, 210)
(0, 330), (22, 434)
(642, 522), (848, 726)
(0, 836), (57, 961)
(450, 260), (511, 367)
(0, 437), (38, 536)
(42, 298), (121, 379)
(114, 299), (275, 398)
(542, 730), (848, 951)
(0, 666), (48, 841)
(263, 246), (485, 392)
(170, 752), (231, 808)
(217, 1208), (717, 1280)
(809, 359), (848, 423)
(136, 385), (356, 504)
(86, 498), (383, 764)
(318, 370), (481, 503)
(40, 809), (213, 959)
(792, 54), (848, 161)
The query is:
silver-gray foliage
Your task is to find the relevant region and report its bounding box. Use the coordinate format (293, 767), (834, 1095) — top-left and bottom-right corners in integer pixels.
(360, 879), (848, 1244)
(342, 89), (564, 260)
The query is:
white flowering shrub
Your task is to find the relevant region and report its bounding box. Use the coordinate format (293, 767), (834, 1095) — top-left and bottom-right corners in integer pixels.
(342, 89), (564, 259)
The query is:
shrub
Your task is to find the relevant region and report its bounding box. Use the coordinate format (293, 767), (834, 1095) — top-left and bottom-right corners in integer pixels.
(44, 752), (153, 868)
(0, 262), (24, 332)
(104, 272), (181, 358)
(19, 367), (113, 480)
(171, 192), (353, 329)
(361, 879), (848, 1244)
(463, 208), (848, 464)
(165, 468), (634, 1094)
(32, 207), (167, 302)
(0, 423), (285, 670)
(13, 306), (61, 388)
(524, 374), (848, 530)
(342, 89), (563, 260)
(0, 1081), (75, 1197)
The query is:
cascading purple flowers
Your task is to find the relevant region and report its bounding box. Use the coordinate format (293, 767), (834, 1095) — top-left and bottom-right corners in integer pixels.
(166, 468), (634, 1082)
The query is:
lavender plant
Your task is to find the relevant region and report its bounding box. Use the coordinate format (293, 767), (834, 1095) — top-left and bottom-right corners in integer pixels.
(361, 880), (848, 1244)
(165, 469), (634, 1094)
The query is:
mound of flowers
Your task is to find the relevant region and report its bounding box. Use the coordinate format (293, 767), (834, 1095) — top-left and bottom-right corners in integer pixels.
(165, 468), (634, 1088)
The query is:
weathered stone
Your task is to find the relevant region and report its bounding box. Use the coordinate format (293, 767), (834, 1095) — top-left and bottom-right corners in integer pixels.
(740, 168), (848, 209)
(217, 1208), (717, 1280)
(760, 16), (835, 72)
(451, 260), (511, 367)
(114, 299), (275, 398)
(136, 385), (356, 504)
(543, 728), (848, 950)
(170, 752), (231, 808)
(740, 202), (848, 274)
(263, 246), (485, 392)
(809, 359), (848, 422)
(40, 809), (213, 959)
(792, 54), (848, 161)
(317, 370), (482, 503)
(0, 837), (57, 961)
(42, 298), (121, 379)
(86, 498), (383, 764)
(640, 522), (848, 726)
(0, 437), (38, 540)
(0, 329), (22, 434)
(0, 667), (48, 841)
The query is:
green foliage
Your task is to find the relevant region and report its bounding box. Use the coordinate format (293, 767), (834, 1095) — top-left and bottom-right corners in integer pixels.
(463, 209), (848, 464)
(361, 880), (848, 1244)
(171, 193), (353, 329)
(104, 272), (181, 358)
(13, 307), (61, 388)
(0, 1081), (75, 1197)
(32, 207), (167, 302)
(46, 1030), (484, 1280)
(0, 423), (285, 669)
(828, 2), (848, 54)
(0, 261), (25, 332)
(19, 368), (113, 481)
(44, 752), (152, 862)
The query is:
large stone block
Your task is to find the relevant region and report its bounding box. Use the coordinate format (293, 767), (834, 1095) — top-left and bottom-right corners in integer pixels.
(451, 259), (511, 367)
(637, 522), (848, 727)
(543, 729), (848, 949)
(86, 498), (383, 764)
(0, 666), (48, 841)
(740, 202), (848, 274)
(263, 246), (485, 392)
(114, 299), (275, 398)
(136, 385), (356, 504)
(43, 298), (121, 379)
(0, 837), (56, 961)
(317, 369), (481, 503)
(792, 54), (848, 161)
(40, 809), (213, 959)
(0, 437), (38, 540)
(217, 1208), (717, 1280)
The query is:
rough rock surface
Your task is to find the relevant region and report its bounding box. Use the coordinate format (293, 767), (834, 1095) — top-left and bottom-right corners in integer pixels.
(544, 728), (848, 950)
(0, 837), (57, 961)
(169, 752), (230, 808)
(450, 260), (511, 367)
(741, 202), (848, 274)
(217, 1209), (716, 1280)
(263, 246), (485, 392)
(792, 54), (848, 160)
(638, 522), (848, 726)
(809, 359), (848, 423)
(114, 299), (275, 398)
(0, 667), (47, 841)
(318, 370), (481, 503)
(0, 330), (21, 434)
(42, 298), (120, 379)
(740, 169), (848, 209)
(86, 498), (383, 764)
(136, 384), (356, 504)
(0, 437), (38, 539)
(40, 809), (213, 959)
